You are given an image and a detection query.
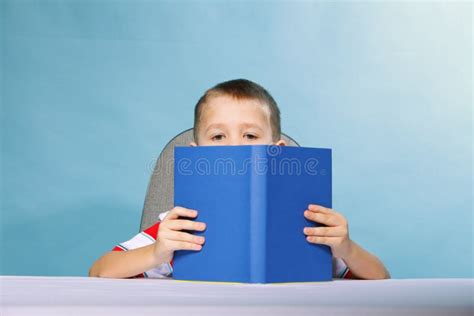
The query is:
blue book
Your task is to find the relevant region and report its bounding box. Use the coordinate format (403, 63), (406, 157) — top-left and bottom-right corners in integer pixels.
(173, 145), (332, 283)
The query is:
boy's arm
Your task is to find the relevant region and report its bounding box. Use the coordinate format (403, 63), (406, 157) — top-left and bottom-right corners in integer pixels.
(339, 240), (391, 280)
(89, 243), (164, 278)
(89, 206), (206, 279)
(303, 204), (390, 280)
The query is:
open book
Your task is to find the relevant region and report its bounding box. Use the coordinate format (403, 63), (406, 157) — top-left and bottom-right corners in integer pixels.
(173, 145), (332, 283)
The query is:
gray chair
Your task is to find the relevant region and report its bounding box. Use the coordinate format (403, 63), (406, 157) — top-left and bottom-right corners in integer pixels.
(139, 128), (300, 231)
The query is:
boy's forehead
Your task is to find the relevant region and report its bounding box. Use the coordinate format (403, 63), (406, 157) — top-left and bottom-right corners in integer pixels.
(200, 94), (270, 125)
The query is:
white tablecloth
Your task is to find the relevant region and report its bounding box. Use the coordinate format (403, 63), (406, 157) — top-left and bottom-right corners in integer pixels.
(1, 276), (472, 315)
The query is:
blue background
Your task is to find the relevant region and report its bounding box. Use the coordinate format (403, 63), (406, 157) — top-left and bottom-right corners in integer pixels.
(1, 1), (472, 278)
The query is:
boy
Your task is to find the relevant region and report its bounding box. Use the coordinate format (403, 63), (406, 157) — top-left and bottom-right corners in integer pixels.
(89, 79), (390, 280)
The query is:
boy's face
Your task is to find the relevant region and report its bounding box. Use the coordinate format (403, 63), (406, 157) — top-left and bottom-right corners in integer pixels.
(191, 94), (287, 147)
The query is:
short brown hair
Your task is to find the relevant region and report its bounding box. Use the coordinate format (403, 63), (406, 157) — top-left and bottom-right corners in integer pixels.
(193, 79), (281, 142)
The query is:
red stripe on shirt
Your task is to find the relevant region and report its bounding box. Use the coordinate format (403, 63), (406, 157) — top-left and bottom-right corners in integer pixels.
(343, 269), (353, 279)
(144, 222), (160, 240)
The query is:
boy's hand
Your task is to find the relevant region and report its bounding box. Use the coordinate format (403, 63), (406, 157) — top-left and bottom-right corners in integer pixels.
(152, 206), (206, 265)
(303, 204), (353, 259)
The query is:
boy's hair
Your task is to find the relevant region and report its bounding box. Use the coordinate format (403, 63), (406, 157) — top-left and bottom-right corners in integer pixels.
(193, 79), (281, 143)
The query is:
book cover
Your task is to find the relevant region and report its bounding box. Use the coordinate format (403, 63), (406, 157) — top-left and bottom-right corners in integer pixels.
(172, 145), (332, 283)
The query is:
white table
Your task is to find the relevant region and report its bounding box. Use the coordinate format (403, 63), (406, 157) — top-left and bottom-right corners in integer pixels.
(1, 276), (472, 315)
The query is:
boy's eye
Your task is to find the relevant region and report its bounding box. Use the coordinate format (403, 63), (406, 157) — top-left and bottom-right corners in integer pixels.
(244, 134), (258, 140)
(211, 134), (225, 141)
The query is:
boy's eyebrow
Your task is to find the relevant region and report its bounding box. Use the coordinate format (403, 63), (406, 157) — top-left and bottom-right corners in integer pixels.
(205, 123), (264, 133)
(204, 124), (225, 133)
(239, 123), (264, 131)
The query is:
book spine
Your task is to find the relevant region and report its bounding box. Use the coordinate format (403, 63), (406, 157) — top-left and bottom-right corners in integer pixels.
(249, 146), (267, 283)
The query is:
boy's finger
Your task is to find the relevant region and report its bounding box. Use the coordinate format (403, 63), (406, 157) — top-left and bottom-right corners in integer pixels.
(166, 219), (206, 231)
(162, 230), (205, 245)
(307, 206), (346, 226)
(303, 226), (342, 237)
(166, 206), (198, 220)
(304, 210), (339, 226)
(308, 204), (332, 214)
(306, 236), (339, 246)
(169, 240), (203, 251)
